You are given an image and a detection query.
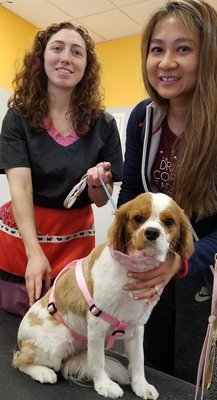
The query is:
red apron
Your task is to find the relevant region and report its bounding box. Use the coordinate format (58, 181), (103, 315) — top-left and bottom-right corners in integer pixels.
(0, 201), (95, 279)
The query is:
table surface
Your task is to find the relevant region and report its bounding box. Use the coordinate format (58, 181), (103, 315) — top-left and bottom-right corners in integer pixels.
(0, 310), (201, 400)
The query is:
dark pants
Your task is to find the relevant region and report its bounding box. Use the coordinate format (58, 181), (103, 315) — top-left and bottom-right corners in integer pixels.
(144, 280), (175, 375)
(143, 274), (211, 384)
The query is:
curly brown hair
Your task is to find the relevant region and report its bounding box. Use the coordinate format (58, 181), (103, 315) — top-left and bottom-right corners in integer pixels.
(8, 21), (105, 134)
(141, 0), (217, 219)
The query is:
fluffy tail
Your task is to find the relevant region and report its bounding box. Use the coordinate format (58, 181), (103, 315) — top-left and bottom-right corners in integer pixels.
(12, 346), (35, 368)
(62, 350), (130, 385)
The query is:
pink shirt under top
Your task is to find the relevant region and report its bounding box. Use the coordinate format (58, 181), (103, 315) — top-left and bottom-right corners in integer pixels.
(43, 117), (80, 147)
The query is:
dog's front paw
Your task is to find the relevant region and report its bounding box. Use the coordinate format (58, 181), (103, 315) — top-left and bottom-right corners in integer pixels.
(19, 365), (57, 384)
(94, 378), (124, 398)
(132, 379), (159, 400)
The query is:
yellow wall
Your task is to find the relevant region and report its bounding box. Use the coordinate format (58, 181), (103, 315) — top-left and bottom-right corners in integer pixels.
(0, 7), (38, 90)
(0, 6), (145, 108)
(96, 36), (145, 108)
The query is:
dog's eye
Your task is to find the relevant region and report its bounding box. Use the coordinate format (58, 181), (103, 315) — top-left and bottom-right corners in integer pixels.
(133, 215), (144, 224)
(163, 218), (175, 227)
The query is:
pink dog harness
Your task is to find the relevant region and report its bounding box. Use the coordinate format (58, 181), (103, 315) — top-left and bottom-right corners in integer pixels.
(48, 257), (134, 350)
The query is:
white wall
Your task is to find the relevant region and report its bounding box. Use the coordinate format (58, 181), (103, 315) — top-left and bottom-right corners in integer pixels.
(92, 183), (120, 244)
(0, 88), (11, 129)
(0, 92), (132, 245)
(93, 106), (132, 244)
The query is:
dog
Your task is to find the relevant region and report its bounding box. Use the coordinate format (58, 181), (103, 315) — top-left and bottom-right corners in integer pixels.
(12, 192), (194, 399)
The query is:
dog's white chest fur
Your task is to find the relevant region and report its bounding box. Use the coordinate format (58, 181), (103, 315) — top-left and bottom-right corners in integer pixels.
(92, 246), (157, 326)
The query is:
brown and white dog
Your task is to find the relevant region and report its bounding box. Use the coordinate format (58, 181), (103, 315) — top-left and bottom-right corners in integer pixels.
(12, 192), (194, 399)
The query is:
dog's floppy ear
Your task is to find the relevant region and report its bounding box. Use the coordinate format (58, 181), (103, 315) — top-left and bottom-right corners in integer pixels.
(107, 204), (129, 253)
(175, 207), (194, 260)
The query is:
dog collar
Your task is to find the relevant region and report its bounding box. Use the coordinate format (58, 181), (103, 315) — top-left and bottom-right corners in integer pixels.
(108, 244), (160, 272)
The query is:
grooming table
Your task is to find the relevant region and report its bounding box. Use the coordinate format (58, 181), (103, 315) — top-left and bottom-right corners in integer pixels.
(0, 310), (202, 400)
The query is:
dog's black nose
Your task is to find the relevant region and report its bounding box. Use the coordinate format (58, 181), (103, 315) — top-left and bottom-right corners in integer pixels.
(145, 227), (160, 241)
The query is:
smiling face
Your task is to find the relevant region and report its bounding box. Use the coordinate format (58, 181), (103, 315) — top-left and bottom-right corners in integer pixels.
(44, 28), (87, 94)
(146, 15), (200, 106)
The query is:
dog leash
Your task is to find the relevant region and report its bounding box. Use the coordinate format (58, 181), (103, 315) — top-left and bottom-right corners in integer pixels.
(64, 173), (117, 211)
(98, 177), (117, 211)
(63, 174), (88, 208)
(194, 254), (217, 400)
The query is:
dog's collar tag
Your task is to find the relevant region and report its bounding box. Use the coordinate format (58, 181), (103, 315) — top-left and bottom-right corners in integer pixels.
(108, 244), (160, 272)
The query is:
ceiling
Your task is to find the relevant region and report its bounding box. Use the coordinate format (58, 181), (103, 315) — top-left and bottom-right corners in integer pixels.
(1, 0), (217, 43)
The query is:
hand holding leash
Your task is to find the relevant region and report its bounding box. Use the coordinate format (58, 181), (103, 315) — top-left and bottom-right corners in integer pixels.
(63, 161), (113, 209)
(86, 161), (112, 188)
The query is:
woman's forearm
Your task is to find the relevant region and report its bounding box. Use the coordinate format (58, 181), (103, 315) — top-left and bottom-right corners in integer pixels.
(6, 168), (41, 257)
(88, 182), (113, 207)
(86, 161), (113, 207)
(6, 168), (51, 304)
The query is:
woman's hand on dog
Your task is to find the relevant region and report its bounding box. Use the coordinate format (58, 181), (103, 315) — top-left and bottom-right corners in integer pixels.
(25, 251), (51, 306)
(123, 252), (183, 303)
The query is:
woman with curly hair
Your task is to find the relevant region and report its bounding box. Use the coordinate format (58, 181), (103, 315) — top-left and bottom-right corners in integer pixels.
(0, 22), (123, 316)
